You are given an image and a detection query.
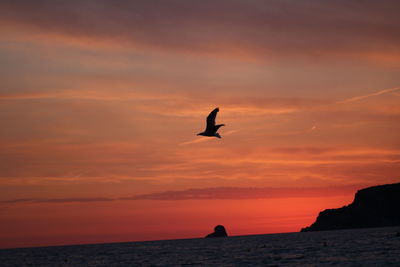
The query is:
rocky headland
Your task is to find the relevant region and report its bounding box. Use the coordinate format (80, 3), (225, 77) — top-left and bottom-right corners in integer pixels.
(301, 183), (400, 232)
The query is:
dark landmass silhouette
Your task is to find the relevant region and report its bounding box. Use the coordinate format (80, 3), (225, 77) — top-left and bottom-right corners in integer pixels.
(205, 225), (228, 238)
(301, 183), (400, 232)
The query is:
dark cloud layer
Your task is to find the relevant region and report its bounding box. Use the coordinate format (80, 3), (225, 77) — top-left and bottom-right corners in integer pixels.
(1, 0), (399, 57)
(127, 185), (364, 200)
(1, 185), (364, 204)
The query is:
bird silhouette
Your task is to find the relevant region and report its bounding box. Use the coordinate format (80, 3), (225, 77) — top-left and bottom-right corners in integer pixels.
(197, 107), (225, 138)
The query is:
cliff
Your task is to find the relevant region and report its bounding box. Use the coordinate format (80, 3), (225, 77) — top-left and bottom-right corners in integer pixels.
(301, 183), (400, 232)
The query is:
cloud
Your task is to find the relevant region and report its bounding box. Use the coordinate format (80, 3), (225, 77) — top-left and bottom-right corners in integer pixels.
(1, 197), (114, 204)
(0, 89), (185, 102)
(337, 86), (400, 104)
(1, 140), (399, 186)
(179, 137), (212, 146)
(179, 130), (237, 146)
(0, 85), (327, 118)
(270, 146), (333, 155)
(1, 185), (366, 204)
(127, 185), (365, 200)
(1, 0), (399, 62)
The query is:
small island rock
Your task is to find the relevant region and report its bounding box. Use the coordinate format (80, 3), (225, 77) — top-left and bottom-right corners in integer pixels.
(205, 225), (228, 238)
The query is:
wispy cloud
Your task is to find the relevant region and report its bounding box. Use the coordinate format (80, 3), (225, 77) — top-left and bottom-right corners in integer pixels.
(337, 86), (400, 104)
(179, 130), (237, 146)
(179, 137), (212, 146)
(0, 90), (183, 102)
(1, 197), (114, 204)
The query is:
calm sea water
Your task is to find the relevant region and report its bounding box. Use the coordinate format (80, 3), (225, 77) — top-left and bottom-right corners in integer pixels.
(1, 226), (399, 266)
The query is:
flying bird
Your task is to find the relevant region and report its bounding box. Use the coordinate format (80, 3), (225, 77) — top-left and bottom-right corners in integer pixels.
(197, 107), (225, 138)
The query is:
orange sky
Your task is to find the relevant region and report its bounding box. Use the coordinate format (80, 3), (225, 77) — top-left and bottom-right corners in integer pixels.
(0, 0), (399, 249)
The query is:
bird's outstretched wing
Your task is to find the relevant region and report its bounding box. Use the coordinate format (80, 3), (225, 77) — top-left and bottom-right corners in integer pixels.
(206, 108), (219, 131)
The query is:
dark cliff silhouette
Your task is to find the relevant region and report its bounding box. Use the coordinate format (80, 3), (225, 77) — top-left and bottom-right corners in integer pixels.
(205, 225), (228, 238)
(301, 183), (400, 232)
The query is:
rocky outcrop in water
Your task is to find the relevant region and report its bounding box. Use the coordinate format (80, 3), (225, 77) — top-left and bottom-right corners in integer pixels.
(301, 183), (400, 232)
(205, 225), (228, 238)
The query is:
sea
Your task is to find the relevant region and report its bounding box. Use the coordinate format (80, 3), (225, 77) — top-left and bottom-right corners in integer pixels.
(1, 226), (399, 266)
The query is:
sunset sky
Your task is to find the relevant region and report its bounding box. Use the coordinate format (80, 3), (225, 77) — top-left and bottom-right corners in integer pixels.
(0, 0), (399, 249)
